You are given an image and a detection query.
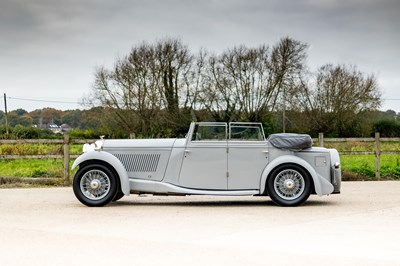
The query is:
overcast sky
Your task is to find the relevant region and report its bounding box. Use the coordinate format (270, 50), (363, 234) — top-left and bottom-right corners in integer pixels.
(1, 0), (399, 113)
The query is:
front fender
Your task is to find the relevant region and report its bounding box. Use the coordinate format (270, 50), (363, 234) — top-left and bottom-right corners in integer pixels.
(72, 151), (130, 196)
(260, 155), (333, 196)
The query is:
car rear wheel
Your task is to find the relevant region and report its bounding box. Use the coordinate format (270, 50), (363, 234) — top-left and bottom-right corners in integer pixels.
(267, 164), (311, 207)
(73, 164), (118, 207)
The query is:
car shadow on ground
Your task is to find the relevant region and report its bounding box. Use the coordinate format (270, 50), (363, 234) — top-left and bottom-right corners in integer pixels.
(110, 197), (336, 208)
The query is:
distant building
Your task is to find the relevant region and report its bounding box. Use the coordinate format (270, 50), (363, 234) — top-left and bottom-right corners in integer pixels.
(32, 123), (72, 134)
(60, 124), (72, 133)
(48, 124), (62, 134)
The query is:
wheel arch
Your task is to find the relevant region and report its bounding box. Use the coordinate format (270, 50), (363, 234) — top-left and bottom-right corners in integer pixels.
(260, 155), (322, 196)
(72, 151), (130, 196)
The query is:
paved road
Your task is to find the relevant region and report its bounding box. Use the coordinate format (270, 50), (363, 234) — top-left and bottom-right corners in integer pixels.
(1, 181), (400, 266)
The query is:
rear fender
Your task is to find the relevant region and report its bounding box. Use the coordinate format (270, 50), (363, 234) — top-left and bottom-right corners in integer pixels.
(72, 151), (130, 196)
(260, 155), (333, 196)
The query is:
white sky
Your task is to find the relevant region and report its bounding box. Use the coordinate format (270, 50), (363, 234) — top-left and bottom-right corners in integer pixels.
(1, 0), (399, 112)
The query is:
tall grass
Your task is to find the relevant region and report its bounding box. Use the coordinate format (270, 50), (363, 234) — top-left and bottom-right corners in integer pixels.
(0, 144), (82, 155)
(320, 141), (400, 152)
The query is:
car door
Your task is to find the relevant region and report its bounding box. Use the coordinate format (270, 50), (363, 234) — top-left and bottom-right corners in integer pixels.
(227, 123), (269, 190)
(178, 123), (228, 190)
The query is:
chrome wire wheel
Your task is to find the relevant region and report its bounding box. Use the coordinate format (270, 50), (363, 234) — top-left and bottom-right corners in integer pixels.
(80, 169), (111, 200)
(273, 169), (305, 200)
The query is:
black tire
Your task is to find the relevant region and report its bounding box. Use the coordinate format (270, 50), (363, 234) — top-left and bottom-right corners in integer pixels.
(266, 164), (311, 207)
(112, 191), (125, 202)
(73, 164), (118, 207)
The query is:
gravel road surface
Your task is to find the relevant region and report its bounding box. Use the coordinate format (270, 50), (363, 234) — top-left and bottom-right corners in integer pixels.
(1, 181), (400, 266)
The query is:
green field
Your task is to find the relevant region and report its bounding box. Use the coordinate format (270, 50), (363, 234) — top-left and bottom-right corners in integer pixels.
(0, 143), (81, 187)
(0, 141), (399, 187)
(323, 140), (400, 180)
(0, 159), (64, 177)
(341, 154), (400, 180)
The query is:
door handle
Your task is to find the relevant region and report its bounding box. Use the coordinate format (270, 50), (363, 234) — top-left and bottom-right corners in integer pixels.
(262, 150), (269, 153)
(184, 149), (191, 158)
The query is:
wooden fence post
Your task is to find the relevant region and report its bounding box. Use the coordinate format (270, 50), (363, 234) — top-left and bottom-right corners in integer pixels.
(63, 133), (70, 185)
(375, 132), (380, 180)
(318, 133), (324, 147)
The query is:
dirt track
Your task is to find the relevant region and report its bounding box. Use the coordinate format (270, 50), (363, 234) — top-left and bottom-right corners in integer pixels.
(1, 181), (400, 266)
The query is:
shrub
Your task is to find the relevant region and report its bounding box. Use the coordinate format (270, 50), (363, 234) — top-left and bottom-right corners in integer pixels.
(12, 125), (41, 139)
(372, 120), (400, 137)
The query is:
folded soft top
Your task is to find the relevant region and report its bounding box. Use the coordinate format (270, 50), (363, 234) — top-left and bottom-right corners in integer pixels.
(268, 133), (312, 150)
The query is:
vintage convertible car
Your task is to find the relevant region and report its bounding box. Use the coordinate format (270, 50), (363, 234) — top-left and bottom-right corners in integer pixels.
(72, 122), (341, 207)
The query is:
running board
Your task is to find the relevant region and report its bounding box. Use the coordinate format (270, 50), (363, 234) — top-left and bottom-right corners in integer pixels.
(129, 179), (260, 196)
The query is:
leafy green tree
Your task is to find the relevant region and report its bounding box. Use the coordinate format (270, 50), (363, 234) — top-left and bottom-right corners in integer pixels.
(40, 108), (62, 125)
(61, 109), (82, 128)
(15, 108), (28, 116)
(6, 112), (19, 127)
(373, 120), (400, 137)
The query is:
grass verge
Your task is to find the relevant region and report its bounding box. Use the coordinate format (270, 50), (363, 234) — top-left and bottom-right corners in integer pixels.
(0, 177), (66, 188)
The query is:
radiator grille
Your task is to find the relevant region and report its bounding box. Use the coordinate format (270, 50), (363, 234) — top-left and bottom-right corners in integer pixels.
(114, 153), (161, 172)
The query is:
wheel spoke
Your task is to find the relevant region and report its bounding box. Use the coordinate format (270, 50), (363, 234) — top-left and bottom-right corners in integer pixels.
(274, 169), (305, 200)
(80, 169), (111, 200)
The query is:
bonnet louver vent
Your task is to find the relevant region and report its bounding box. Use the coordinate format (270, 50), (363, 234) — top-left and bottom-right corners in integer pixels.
(114, 154), (161, 172)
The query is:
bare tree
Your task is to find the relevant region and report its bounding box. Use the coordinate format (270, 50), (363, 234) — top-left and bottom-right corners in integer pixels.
(86, 37), (381, 137)
(200, 37), (308, 123)
(88, 39), (195, 136)
(199, 45), (273, 121)
(297, 64), (381, 136)
(89, 42), (161, 135)
(270, 37), (309, 131)
(153, 38), (194, 133)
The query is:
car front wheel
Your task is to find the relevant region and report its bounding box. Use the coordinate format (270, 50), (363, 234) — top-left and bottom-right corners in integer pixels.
(267, 164), (311, 207)
(112, 191), (125, 202)
(73, 164), (118, 207)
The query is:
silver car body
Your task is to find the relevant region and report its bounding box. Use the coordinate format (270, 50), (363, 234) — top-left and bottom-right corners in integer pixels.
(72, 122), (341, 206)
